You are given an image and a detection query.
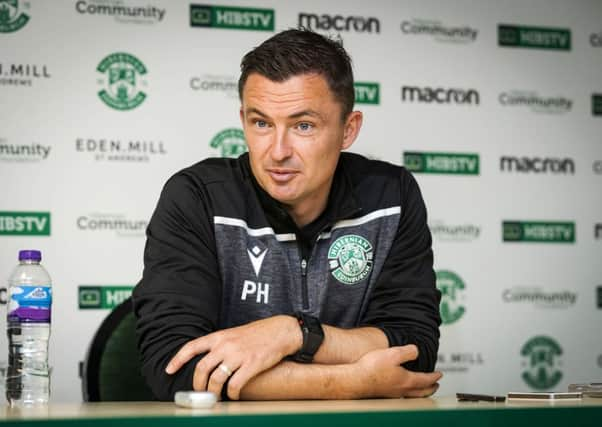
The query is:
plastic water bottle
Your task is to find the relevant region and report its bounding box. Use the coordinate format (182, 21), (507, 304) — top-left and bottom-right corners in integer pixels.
(6, 250), (52, 406)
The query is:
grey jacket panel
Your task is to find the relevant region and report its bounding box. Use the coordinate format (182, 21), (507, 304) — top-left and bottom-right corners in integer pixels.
(214, 208), (400, 328)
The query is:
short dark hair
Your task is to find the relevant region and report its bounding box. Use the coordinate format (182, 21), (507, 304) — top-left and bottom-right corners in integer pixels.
(238, 28), (355, 120)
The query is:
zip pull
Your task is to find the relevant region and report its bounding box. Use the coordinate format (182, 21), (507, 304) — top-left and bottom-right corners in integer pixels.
(300, 259), (309, 310)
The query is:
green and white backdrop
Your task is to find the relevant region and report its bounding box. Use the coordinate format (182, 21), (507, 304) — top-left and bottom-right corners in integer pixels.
(1, 0), (601, 402)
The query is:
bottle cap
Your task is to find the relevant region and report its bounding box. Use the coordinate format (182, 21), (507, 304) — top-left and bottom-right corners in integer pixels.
(18, 250), (42, 262)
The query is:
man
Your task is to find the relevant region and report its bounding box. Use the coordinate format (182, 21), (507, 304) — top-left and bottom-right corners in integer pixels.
(133, 29), (442, 401)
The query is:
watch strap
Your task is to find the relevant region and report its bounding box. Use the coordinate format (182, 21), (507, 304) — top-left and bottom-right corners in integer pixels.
(292, 312), (324, 363)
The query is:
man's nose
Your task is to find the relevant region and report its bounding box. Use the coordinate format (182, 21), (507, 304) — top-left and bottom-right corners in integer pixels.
(269, 128), (293, 162)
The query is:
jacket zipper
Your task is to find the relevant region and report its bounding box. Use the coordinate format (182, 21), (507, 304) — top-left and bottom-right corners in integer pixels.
(298, 207), (361, 311)
(301, 258), (309, 310)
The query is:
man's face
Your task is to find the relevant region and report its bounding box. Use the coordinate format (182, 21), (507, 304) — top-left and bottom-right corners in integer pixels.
(240, 73), (360, 219)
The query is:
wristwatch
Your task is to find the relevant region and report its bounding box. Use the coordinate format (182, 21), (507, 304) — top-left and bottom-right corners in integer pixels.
(292, 312), (324, 363)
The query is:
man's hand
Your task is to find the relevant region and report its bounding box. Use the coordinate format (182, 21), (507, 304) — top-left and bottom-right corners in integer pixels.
(352, 345), (442, 398)
(165, 315), (302, 400)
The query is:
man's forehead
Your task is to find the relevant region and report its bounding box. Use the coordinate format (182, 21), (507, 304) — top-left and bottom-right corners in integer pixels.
(243, 72), (331, 96)
(246, 71), (325, 85)
(241, 73), (339, 114)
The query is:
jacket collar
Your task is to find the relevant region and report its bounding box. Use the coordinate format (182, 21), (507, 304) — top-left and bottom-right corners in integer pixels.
(240, 153), (361, 239)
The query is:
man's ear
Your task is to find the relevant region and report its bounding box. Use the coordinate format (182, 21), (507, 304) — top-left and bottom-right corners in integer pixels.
(239, 107), (244, 127)
(341, 111), (363, 150)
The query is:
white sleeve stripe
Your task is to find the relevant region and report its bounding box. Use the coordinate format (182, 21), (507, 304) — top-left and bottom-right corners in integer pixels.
(331, 206), (401, 230)
(318, 206), (401, 240)
(215, 206), (400, 243)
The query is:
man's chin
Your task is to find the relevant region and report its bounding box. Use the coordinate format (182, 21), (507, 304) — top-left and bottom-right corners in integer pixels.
(264, 186), (298, 206)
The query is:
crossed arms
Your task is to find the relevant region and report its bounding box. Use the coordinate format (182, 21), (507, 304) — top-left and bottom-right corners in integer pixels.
(164, 316), (442, 400)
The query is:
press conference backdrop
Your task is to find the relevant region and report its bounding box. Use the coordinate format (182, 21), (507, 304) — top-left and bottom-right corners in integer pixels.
(1, 0), (601, 403)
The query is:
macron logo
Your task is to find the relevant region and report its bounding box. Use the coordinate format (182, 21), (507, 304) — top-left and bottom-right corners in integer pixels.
(247, 245), (268, 277)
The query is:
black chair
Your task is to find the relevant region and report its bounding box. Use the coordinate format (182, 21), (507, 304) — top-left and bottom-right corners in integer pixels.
(80, 296), (155, 401)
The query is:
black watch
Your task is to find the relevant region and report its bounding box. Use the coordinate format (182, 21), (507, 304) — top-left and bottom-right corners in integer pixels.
(292, 312), (324, 363)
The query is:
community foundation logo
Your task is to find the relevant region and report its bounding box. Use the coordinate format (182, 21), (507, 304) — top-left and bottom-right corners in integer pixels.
(521, 336), (563, 390)
(593, 94), (602, 116)
(0, 63), (50, 87)
(400, 19), (477, 43)
(190, 4), (274, 31)
(499, 91), (572, 114)
(210, 128), (246, 158)
(498, 24), (571, 51)
(78, 286), (133, 309)
(76, 137), (166, 162)
(436, 352), (484, 373)
(402, 85), (479, 105)
(328, 235), (373, 285)
(75, 0), (165, 24)
(298, 12), (379, 33)
(436, 270), (466, 325)
(502, 221), (575, 243)
(502, 287), (577, 309)
(0, 138), (50, 162)
(354, 82), (380, 105)
(403, 151), (479, 175)
(76, 213), (147, 237)
(429, 220), (480, 242)
(0, 211), (50, 236)
(500, 156), (575, 174)
(96, 52), (148, 110)
(190, 74), (238, 98)
(0, 0), (29, 33)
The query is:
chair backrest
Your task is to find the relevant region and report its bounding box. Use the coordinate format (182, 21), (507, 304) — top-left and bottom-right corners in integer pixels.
(80, 296), (155, 401)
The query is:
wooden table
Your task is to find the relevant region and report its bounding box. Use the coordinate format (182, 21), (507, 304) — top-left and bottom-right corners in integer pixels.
(0, 396), (600, 426)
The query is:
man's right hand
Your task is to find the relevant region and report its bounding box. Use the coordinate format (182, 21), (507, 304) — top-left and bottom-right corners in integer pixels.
(165, 315), (302, 400)
(352, 345), (442, 398)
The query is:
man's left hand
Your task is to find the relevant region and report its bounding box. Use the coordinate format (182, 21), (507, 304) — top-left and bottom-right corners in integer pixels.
(165, 315), (302, 400)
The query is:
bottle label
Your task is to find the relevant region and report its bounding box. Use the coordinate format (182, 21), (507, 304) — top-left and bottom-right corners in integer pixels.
(7, 285), (52, 323)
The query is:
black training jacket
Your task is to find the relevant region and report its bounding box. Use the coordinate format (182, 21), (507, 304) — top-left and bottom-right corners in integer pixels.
(133, 152), (441, 401)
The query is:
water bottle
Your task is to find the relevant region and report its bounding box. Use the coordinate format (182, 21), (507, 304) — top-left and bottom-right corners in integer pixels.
(6, 250), (52, 406)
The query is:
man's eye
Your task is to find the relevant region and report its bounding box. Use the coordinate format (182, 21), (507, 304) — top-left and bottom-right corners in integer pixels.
(255, 120), (268, 128)
(297, 122), (313, 132)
